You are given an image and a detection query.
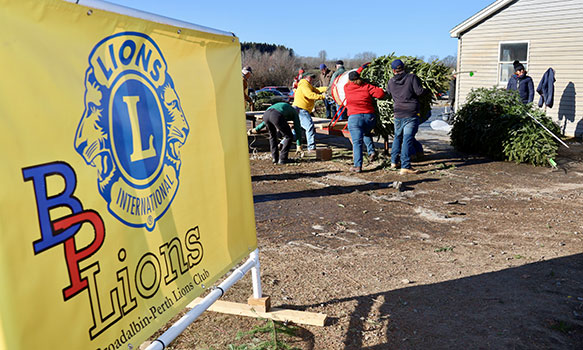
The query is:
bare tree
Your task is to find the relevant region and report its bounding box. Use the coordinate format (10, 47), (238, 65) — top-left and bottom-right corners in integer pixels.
(440, 55), (457, 70)
(428, 55), (440, 62)
(318, 50), (327, 62)
(353, 51), (377, 62)
(242, 48), (299, 89)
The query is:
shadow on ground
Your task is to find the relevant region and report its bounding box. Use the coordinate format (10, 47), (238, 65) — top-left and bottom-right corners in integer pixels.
(253, 179), (440, 204)
(252, 170), (342, 182)
(283, 254), (583, 349)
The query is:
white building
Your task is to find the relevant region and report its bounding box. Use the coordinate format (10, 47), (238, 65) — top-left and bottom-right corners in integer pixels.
(450, 0), (583, 137)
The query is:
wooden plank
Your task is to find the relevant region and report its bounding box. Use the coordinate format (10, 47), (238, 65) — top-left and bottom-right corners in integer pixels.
(187, 298), (327, 327)
(317, 121), (347, 130)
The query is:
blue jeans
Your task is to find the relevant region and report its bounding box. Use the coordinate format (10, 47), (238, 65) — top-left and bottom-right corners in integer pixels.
(347, 113), (376, 168)
(335, 103), (348, 120)
(298, 108), (316, 150)
(324, 99), (334, 119)
(391, 116), (419, 169)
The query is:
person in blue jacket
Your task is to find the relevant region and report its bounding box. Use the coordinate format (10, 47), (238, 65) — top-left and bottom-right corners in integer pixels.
(507, 61), (534, 104)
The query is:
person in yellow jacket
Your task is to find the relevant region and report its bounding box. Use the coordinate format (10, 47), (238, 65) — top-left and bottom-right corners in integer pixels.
(292, 72), (326, 151)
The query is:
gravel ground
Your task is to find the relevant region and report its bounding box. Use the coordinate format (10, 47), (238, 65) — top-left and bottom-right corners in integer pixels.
(150, 116), (583, 350)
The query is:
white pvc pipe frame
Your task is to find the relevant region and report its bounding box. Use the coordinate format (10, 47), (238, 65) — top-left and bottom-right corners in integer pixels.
(145, 249), (262, 350)
(62, 0), (236, 37)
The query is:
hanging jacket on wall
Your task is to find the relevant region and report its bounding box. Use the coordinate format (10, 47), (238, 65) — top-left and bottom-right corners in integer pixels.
(537, 68), (555, 108)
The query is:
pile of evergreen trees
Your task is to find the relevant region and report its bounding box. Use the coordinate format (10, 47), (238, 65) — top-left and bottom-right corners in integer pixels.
(450, 87), (561, 166)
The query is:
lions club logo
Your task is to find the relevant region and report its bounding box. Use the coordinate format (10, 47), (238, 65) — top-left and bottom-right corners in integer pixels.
(75, 32), (189, 230)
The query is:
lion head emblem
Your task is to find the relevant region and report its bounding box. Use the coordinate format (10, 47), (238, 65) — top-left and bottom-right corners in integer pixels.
(75, 32), (189, 230)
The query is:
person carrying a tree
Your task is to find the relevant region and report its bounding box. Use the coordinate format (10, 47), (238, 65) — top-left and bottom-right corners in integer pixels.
(343, 65), (385, 173)
(386, 59), (425, 175)
(292, 72), (326, 152)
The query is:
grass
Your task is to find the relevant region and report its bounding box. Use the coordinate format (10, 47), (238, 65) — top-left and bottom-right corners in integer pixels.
(549, 320), (574, 334)
(224, 319), (301, 350)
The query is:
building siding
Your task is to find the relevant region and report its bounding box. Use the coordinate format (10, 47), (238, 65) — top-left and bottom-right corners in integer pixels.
(456, 0), (583, 136)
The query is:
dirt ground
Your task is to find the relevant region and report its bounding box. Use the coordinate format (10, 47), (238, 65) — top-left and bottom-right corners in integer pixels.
(157, 122), (583, 350)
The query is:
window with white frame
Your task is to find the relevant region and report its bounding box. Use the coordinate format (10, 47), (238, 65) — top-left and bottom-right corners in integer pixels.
(499, 42), (529, 85)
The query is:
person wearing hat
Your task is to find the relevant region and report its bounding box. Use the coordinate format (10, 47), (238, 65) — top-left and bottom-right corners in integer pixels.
(329, 60), (348, 120)
(330, 60), (346, 83)
(319, 64), (335, 118)
(242, 66), (253, 110)
(292, 72), (327, 151)
(507, 60), (534, 104)
(386, 59), (425, 175)
(343, 66), (386, 172)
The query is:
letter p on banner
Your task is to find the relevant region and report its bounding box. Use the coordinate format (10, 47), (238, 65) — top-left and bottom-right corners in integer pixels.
(0, 1), (257, 349)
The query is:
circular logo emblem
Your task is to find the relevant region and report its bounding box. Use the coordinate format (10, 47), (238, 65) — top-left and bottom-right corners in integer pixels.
(75, 32), (189, 230)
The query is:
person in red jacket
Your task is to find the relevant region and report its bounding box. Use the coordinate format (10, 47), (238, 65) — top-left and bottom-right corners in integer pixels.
(343, 67), (386, 172)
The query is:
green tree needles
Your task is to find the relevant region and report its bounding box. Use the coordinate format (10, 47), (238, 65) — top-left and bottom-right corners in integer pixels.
(450, 87), (561, 166)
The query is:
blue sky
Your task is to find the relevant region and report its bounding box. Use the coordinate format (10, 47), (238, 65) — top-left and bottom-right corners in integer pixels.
(104, 0), (494, 60)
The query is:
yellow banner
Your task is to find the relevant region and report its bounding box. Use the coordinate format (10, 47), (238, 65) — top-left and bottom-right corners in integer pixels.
(0, 1), (257, 349)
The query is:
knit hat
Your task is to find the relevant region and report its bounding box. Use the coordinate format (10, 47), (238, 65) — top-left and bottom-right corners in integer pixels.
(512, 60), (526, 71)
(335, 60), (344, 65)
(348, 71), (360, 81)
(319, 63), (327, 70)
(512, 60), (521, 69)
(391, 59), (404, 70)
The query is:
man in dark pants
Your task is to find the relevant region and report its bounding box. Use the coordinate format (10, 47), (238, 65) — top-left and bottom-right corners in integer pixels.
(319, 64), (335, 118)
(448, 70), (456, 113)
(262, 102), (303, 164)
(386, 59), (426, 175)
(329, 60), (347, 120)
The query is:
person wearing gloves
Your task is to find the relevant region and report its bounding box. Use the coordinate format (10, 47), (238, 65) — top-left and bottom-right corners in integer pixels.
(292, 72), (326, 151)
(386, 59), (425, 175)
(343, 64), (385, 173)
(260, 102), (303, 164)
(247, 116), (300, 155)
(507, 60), (534, 104)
